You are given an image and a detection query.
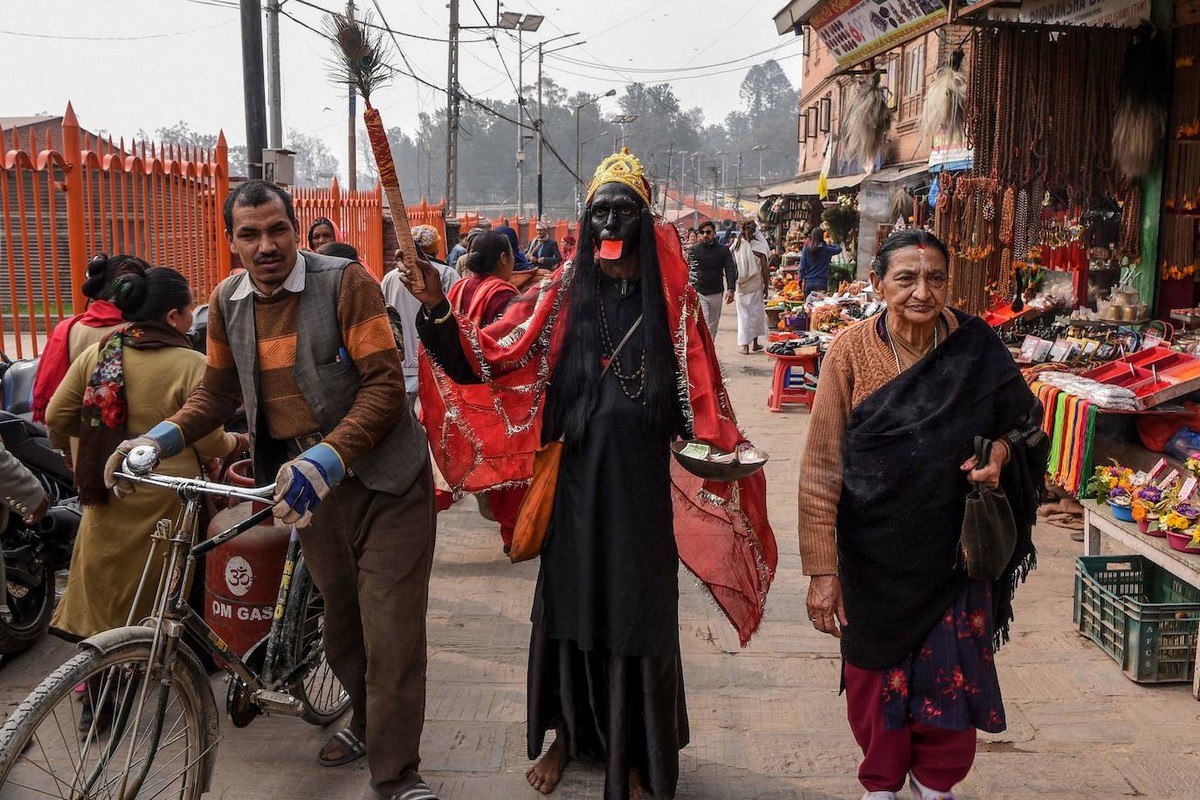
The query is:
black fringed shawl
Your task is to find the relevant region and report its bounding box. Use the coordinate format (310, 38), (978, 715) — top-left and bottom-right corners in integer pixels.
(837, 310), (1045, 669)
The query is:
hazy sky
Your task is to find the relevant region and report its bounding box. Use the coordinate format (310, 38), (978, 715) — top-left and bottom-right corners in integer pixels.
(2, 0), (803, 183)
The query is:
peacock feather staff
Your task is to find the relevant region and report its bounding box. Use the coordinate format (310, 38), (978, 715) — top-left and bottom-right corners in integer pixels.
(326, 11), (424, 291)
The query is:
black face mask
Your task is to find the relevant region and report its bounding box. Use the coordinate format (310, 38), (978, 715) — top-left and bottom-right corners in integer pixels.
(589, 183), (643, 261)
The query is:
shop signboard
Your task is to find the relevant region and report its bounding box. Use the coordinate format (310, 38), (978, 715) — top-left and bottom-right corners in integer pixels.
(810, 0), (946, 68)
(928, 132), (973, 172)
(992, 0), (1150, 26)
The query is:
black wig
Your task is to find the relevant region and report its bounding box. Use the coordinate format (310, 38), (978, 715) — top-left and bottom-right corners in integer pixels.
(547, 206), (679, 448)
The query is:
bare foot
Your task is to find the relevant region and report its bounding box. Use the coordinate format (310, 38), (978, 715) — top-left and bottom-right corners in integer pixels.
(630, 767), (646, 799)
(526, 736), (569, 795)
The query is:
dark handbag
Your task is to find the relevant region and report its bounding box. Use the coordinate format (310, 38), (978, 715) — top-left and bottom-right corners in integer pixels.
(960, 436), (1018, 581)
(508, 315), (644, 564)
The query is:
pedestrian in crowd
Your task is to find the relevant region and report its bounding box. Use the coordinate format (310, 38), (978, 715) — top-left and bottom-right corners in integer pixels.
(560, 230), (577, 262)
(451, 227), (481, 276)
(102, 180), (439, 800)
(447, 221), (488, 269)
(32, 254), (147, 438)
(47, 267), (242, 683)
(381, 226), (461, 402)
(0, 440), (49, 623)
(496, 225), (532, 271)
(402, 150), (775, 800)
(799, 229), (1045, 800)
(307, 217), (339, 252)
(687, 219), (736, 337)
(799, 227), (843, 295)
(444, 228), (523, 552)
(527, 221), (563, 270)
(731, 219), (770, 355)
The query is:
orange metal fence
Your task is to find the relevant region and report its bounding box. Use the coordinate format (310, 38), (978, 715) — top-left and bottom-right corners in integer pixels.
(293, 179), (386, 279)
(1, 103), (229, 358)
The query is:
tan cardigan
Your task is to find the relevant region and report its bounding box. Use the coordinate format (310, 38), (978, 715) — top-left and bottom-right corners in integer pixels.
(798, 309), (959, 576)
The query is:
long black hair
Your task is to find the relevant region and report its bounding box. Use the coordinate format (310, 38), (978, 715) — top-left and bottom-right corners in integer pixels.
(547, 206), (678, 448)
(872, 229), (951, 276)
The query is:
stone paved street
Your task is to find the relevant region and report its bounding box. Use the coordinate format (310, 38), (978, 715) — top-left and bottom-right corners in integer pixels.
(3, 323), (1200, 799)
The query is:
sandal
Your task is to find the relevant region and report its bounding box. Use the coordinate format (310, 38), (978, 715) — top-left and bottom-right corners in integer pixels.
(390, 781), (440, 800)
(740, 345), (750, 355)
(319, 728), (367, 767)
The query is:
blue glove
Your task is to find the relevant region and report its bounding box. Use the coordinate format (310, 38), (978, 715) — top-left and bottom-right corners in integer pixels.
(272, 443), (345, 528)
(103, 421), (185, 498)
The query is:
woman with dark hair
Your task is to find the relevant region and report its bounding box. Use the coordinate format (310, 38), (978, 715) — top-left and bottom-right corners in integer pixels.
(799, 229), (1046, 800)
(447, 229), (519, 326)
(32, 254), (150, 429)
(799, 227), (843, 295)
(402, 151), (776, 799)
(46, 267), (243, 652)
(307, 216), (339, 251)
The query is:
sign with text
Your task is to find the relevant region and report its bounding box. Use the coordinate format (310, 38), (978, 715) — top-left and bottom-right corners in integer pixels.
(810, 0), (946, 69)
(993, 0), (1150, 26)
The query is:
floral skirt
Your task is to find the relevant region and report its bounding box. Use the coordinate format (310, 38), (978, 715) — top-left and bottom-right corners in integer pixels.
(879, 580), (1006, 733)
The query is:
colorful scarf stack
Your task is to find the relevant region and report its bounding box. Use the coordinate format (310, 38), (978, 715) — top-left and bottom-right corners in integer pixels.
(1033, 381), (1098, 496)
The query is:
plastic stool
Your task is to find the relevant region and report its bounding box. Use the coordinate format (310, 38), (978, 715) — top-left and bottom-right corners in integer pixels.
(767, 351), (820, 412)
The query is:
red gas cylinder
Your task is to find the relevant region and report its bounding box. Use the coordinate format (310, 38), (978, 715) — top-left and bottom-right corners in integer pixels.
(204, 459), (289, 658)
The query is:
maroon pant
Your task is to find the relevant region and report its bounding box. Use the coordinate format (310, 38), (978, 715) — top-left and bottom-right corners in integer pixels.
(844, 661), (977, 794)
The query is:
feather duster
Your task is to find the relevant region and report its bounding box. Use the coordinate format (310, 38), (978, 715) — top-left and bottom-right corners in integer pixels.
(920, 50), (966, 145)
(1113, 24), (1170, 181)
(326, 12), (423, 286)
(843, 71), (894, 169)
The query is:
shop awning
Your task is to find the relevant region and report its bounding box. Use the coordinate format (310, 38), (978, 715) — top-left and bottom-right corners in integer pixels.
(773, 0), (822, 34)
(860, 163), (930, 186)
(757, 172), (865, 198)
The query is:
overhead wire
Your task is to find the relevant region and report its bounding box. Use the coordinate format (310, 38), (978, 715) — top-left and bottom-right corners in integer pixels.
(0, 19), (235, 40)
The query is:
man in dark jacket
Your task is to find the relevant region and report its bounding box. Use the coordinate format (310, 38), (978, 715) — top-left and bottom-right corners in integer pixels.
(688, 220), (736, 336)
(527, 221), (562, 270)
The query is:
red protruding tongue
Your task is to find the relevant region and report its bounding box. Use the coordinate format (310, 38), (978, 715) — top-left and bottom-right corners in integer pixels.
(599, 239), (624, 260)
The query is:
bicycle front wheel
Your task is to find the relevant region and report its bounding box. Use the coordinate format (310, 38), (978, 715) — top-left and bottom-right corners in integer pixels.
(286, 559), (351, 726)
(0, 638), (211, 799)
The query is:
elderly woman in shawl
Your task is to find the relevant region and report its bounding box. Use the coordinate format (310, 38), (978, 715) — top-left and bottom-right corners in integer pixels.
(399, 150), (776, 800)
(799, 229), (1046, 800)
(730, 218), (771, 354)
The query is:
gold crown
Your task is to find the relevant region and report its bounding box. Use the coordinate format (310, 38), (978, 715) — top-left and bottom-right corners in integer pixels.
(586, 148), (651, 207)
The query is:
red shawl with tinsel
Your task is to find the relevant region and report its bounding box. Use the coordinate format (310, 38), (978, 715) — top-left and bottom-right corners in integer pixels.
(418, 219), (777, 646)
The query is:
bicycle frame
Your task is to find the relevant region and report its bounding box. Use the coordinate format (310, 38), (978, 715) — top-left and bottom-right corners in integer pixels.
(116, 467), (312, 705)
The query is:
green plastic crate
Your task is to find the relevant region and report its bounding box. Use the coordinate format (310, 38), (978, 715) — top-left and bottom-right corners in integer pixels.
(1074, 556), (1200, 683)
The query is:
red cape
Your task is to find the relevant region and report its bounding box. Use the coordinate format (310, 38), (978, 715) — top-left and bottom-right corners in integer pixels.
(418, 219), (777, 646)
(31, 300), (125, 423)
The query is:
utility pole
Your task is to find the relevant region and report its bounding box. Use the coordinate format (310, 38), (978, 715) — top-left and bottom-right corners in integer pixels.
(265, 0), (282, 150)
(735, 152), (743, 210)
(444, 0), (460, 215)
(240, 0), (267, 179)
(536, 42), (543, 218)
(663, 141), (674, 215)
(516, 25), (525, 219)
(346, 0), (357, 189)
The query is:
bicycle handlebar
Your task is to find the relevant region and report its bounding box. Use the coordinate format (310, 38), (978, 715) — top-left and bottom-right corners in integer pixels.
(115, 446), (276, 504)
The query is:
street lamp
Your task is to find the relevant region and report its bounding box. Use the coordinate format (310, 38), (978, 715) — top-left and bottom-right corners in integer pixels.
(575, 88), (617, 217)
(498, 11), (544, 218)
(611, 114), (637, 151)
(752, 144), (769, 185)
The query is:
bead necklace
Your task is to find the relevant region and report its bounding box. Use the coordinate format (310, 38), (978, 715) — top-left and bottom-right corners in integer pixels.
(596, 272), (646, 400)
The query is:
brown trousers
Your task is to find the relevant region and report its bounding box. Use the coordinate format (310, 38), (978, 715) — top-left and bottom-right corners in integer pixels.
(300, 461), (436, 795)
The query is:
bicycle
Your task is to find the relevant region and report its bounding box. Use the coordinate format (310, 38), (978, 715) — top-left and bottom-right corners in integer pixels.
(0, 445), (351, 798)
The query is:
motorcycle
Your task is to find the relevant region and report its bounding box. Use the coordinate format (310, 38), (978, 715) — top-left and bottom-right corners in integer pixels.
(0, 354), (80, 654)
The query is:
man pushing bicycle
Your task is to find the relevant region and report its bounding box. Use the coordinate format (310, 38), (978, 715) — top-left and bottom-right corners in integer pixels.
(103, 180), (440, 800)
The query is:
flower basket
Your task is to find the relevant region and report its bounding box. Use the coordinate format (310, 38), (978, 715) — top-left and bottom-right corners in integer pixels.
(1165, 530), (1200, 554)
(1108, 500), (1135, 523)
